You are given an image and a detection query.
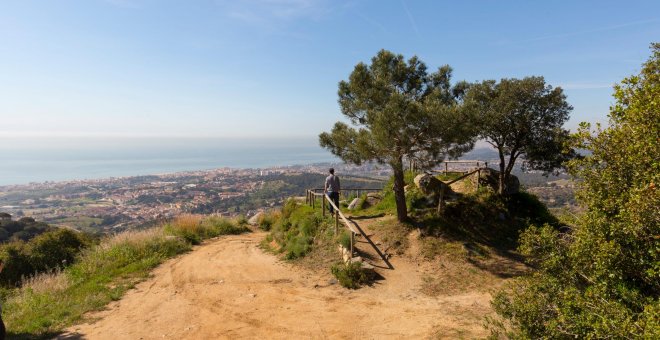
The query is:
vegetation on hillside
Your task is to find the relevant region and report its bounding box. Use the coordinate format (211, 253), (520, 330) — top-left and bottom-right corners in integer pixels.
(490, 43), (660, 338)
(260, 199), (335, 260)
(1, 215), (248, 338)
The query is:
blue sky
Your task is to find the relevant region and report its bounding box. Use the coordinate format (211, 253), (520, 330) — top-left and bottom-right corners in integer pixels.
(1, 0), (658, 139)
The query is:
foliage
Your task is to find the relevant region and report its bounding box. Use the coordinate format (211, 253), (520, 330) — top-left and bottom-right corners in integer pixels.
(0, 229), (93, 287)
(464, 76), (574, 194)
(0, 218), (52, 243)
(320, 50), (476, 221)
(267, 199), (332, 260)
(490, 43), (660, 338)
(337, 231), (352, 250)
(331, 261), (372, 289)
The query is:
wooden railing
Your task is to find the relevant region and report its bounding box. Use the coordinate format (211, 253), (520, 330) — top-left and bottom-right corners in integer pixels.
(305, 188), (393, 269)
(435, 167), (485, 213)
(431, 160), (489, 175)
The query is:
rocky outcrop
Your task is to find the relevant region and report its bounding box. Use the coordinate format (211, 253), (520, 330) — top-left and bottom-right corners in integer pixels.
(473, 168), (520, 194)
(248, 212), (263, 226)
(361, 193), (382, 208)
(347, 198), (360, 210)
(414, 174), (442, 195)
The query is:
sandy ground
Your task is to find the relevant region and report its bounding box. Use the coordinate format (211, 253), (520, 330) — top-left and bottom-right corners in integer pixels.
(62, 231), (492, 339)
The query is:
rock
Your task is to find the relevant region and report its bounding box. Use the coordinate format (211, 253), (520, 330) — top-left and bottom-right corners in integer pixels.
(414, 174), (447, 196)
(347, 197), (360, 210)
(362, 192), (382, 208)
(474, 168), (520, 194)
(247, 212), (263, 226)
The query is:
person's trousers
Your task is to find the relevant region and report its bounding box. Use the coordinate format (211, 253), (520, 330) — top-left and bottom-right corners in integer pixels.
(328, 192), (340, 213)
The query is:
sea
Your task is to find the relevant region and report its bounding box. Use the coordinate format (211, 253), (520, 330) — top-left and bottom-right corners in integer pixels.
(0, 137), (339, 186)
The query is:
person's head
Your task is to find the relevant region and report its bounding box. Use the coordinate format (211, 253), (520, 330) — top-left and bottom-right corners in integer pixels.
(329, 168), (335, 175)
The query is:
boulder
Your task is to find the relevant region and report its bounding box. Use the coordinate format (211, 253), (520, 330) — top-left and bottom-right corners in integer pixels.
(473, 167), (520, 194)
(247, 212), (263, 226)
(414, 174), (450, 196)
(347, 197), (360, 210)
(362, 192), (382, 208)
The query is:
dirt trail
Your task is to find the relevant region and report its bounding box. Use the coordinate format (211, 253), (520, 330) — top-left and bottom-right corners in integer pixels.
(63, 231), (492, 339)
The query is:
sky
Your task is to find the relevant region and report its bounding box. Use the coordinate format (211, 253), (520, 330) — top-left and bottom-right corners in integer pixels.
(1, 0), (658, 139)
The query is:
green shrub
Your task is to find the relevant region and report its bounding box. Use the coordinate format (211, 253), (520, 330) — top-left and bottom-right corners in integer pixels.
(27, 229), (93, 272)
(0, 229), (92, 287)
(331, 261), (371, 289)
(337, 231), (352, 250)
(266, 199), (331, 260)
(490, 44), (660, 338)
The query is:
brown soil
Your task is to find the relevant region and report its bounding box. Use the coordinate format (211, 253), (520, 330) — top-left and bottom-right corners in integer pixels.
(62, 219), (500, 339)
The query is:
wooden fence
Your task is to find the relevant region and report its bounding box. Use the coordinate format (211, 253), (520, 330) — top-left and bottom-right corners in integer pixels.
(305, 188), (392, 269)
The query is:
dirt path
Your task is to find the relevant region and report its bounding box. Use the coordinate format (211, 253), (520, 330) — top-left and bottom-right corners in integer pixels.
(63, 231), (492, 339)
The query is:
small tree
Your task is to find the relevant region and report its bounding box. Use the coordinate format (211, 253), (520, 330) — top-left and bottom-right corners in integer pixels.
(491, 44), (660, 338)
(464, 77), (574, 194)
(319, 50), (475, 221)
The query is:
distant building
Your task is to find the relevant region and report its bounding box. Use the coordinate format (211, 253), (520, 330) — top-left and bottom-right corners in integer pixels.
(0, 212), (11, 221)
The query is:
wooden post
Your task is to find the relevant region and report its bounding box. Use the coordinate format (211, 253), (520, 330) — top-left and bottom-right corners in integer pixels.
(335, 211), (339, 234)
(312, 193), (316, 209)
(322, 195), (326, 216)
(437, 186), (445, 215)
(350, 232), (355, 256)
(445, 162), (448, 174)
(476, 169), (480, 190)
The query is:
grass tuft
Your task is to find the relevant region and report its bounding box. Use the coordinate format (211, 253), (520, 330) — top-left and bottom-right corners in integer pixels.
(331, 261), (372, 289)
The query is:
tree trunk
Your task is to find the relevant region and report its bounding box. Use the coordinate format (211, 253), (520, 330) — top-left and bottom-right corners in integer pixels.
(498, 149), (506, 195)
(391, 159), (408, 222)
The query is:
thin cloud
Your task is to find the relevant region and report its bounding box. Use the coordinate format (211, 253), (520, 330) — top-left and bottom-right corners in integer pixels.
(102, 0), (141, 9)
(217, 0), (328, 23)
(356, 12), (389, 35)
(558, 82), (614, 90)
(401, 0), (420, 38)
(501, 18), (659, 45)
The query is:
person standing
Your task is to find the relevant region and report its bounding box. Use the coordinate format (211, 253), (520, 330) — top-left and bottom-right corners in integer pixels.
(325, 168), (341, 214)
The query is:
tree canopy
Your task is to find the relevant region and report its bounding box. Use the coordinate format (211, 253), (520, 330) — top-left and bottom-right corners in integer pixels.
(319, 49), (475, 221)
(491, 44), (660, 338)
(464, 77), (574, 194)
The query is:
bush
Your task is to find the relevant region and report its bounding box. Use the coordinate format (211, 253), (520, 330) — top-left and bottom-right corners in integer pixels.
(331, 261), (371, 289)
(0, 229), (92, 287)
(490, 44), (660, 338)
(27, 229), (93, 272)
(338, 231), (352, 250)
(257, 212), (279, 231)
(266, 199), (331, 260)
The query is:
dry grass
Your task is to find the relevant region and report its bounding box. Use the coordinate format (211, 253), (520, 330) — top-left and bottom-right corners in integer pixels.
(20, 269), (70, 294)
(100, 228), (168, 250)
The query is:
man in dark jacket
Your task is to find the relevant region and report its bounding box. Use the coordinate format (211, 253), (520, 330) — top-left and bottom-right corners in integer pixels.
(325, 168), (340, 214)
